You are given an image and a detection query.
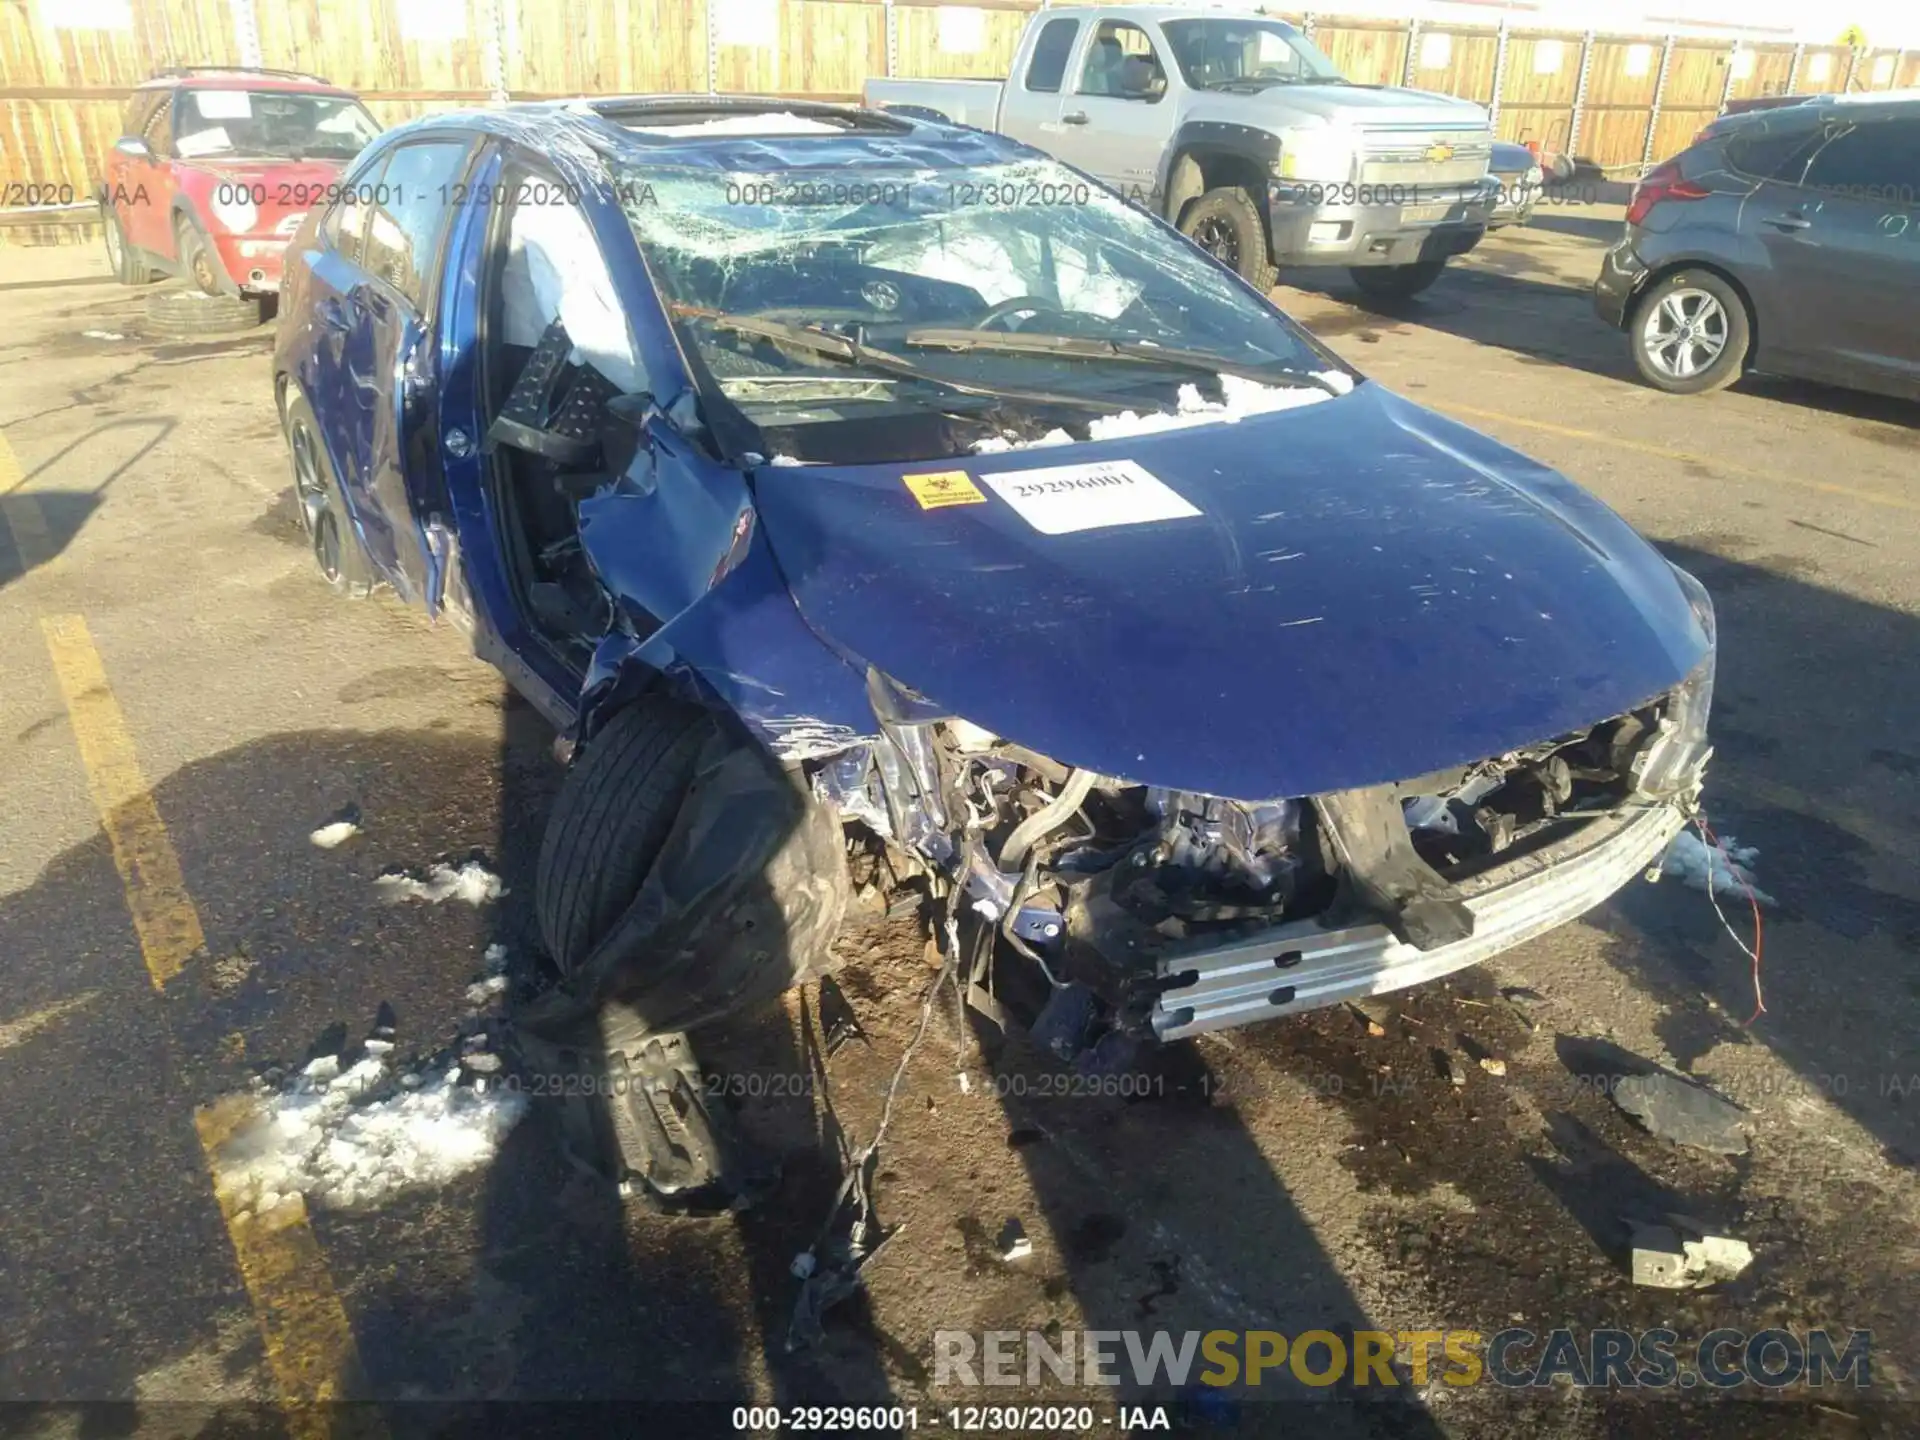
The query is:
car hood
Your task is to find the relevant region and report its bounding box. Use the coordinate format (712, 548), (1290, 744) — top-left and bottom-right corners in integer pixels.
(1248, 85), (1490, 127)
(749, 384), (1707, 800)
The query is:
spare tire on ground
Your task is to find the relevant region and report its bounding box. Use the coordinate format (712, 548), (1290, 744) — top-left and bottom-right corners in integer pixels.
(142, 286), (263, 340)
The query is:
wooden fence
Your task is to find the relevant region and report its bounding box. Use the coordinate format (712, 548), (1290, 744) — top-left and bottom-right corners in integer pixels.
(4, 0), (1917, 243)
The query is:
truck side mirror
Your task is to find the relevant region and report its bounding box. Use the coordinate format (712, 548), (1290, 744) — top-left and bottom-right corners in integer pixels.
(114, 136), (153, 161)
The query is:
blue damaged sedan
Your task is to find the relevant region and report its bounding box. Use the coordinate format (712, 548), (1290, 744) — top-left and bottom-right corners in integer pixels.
(273, 96), (1714, 1060)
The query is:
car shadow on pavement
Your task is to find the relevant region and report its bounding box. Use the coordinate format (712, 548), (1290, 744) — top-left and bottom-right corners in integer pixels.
(0, 419), (174, 589)
(1603, 543), (1920, 1170)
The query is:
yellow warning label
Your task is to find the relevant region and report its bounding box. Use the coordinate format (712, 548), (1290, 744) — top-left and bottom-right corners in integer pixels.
(903, 470), (987, 510)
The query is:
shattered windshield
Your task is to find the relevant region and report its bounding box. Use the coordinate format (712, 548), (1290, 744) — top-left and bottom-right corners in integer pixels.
(616, 157), (1347, 463)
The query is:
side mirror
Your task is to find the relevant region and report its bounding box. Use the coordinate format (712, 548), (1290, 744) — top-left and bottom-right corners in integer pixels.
(114, 136), (153, 161)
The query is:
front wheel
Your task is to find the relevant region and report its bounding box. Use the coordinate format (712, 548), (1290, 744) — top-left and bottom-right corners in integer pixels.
(1178, 187), (1277, 294)
(1629, 269), (1750, 395)
(1349, 260), (1447, 300)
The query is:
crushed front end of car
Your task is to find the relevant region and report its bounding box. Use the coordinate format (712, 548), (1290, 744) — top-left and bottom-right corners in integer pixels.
(811, 565), (1711, 1049)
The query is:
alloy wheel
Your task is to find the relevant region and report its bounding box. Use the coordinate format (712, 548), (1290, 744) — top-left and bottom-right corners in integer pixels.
(1192, 216), (1241, 269)
(1641, 288), (1729, 381)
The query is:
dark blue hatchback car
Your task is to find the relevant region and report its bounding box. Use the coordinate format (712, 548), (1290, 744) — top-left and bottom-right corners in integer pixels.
(273, 96), (1714, 1084)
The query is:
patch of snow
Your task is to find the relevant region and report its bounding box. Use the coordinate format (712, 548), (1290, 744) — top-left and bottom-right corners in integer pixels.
(1661, 831), (1775, 907)
(1316, 370), (1355, 395)
(627, 113), (842, 137)
(768, 454), (809, 466)
(309, 820), (359, 849)
(374, 860), (506, 906)
(205, 1052), (526, 1213)
(973, 373), (1341, 453)
(466, 974), (509, 1007)
(81, 330), (126, 341)
(483, 943), (509, 974)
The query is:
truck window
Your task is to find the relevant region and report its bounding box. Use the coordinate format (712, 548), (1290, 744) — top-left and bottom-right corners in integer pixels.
(1025, 17), (1081, 93)
(1077, 21), (1167, 101)
(1161, 18), (1346, 89)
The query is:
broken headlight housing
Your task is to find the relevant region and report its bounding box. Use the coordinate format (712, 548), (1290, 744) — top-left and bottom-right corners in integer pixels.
(1633, 563), (1715, 802)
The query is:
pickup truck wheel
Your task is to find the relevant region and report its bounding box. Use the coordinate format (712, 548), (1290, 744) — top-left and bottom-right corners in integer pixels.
(1179, 188), (1276, 294)
(536, 697), (712, 977)
(1349, 260), (1447, 300)
(281, 391), (373, 597)
(1628, 270), (1750, 396)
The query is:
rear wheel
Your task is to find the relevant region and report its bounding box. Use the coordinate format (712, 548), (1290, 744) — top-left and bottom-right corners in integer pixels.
(1178, 187), (1277, 294)
(1349, 260), (1447, 300)
(282, 390), (373, 596)
(536, 697), (712, 976)
(1629, 269), (1750, 395)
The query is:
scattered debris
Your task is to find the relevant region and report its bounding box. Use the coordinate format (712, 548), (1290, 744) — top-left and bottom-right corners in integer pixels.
(1660, 830), (1776, 906)
(374, 859), (506, 906)
(1610, 1070), (1749, 1155)
(1432, 1048), (1468, 1087)
(1478, 1056), (1508, 1078)
(998, 1217), (1033, 1261)
(790, 1251), (817, 1280)
(817, 974), (869, 1059)
(309, 820), (360, 849)
(465, 974), (509, 1006)
(1347, 998), (1390, 1037)
(1629, 1220), (1754, 1289)
(1456, 1033), (1506, 1076)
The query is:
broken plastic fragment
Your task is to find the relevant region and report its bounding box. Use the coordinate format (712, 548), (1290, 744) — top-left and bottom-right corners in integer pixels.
(309, 820), (360, 849)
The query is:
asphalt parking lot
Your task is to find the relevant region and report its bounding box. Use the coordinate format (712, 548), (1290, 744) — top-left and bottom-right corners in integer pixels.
(3, 204), (1918, 1438)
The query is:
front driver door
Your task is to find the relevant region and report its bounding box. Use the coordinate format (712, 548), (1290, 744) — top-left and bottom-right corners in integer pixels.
(328, 138), (476, 608)
(1047, 18), (1172, 202)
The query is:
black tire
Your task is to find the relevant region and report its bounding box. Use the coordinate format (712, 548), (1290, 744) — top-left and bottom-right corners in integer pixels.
(536, 697), (712, 976)
(1178, 187), (1277, 294)
(101, 206), (151, 285)
(281, 389), (374, 597)
(1628, 268), (1751, 396)
(143, 286), (262, 339)
(1349, 260), (1447, 300)
(175, 213), (227, 297)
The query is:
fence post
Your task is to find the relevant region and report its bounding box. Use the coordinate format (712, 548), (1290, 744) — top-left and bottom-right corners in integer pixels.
(483, 0), (509, 104)
(1719, 39), (1741, 109)
(1640, 35), (1674, 170)
(707, 0), (720, 94)
(1843, 45), (1861, 92)
(884, 0), (897, 78)
(1489, 18), (1510, 126)
(1301, 12), (1316, 42)
(1403, 19), (1420, 88)
(1566, 29), (1594, 160)
(1786, 42), (1804, 96)
(229, 0), (263, 68)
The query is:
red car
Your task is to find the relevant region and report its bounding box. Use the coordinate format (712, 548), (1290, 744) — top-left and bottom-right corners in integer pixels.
(99, 67), (381, 298)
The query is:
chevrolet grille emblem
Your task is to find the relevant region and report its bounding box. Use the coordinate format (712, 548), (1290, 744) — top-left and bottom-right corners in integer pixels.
(1424, 142), (1456, 163)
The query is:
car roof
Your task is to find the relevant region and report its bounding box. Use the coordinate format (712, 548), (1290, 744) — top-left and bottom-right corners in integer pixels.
(376, 95), (1036, 178)
(139, 67), (354, 97)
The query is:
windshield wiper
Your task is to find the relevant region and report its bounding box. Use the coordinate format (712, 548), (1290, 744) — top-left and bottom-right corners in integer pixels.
(901, 328), (1347, 396)
(670, 305), (1123, 413)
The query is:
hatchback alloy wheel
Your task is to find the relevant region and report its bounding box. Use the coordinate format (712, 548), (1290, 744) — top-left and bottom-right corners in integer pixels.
(1641, 288), (1728, 382)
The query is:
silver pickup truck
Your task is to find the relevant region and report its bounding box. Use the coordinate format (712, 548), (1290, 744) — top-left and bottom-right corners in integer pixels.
(866, 5), (1499, 297)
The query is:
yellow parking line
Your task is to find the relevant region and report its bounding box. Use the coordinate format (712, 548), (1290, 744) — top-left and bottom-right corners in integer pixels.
(0, 492), (61, 572)
(1434, 402), (1920, 514)
(37, 612), (375, 1432)
(40, 614), (205, 989)
(196, 1100), (371, 1436)
(0, 424), (22, 495)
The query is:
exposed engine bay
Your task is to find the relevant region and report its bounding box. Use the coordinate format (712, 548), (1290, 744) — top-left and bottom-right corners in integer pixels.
(812, 682), (1705, 1049)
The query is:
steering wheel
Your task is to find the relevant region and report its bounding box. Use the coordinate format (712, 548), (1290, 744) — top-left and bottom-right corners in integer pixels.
(973, 296), (1073, 331)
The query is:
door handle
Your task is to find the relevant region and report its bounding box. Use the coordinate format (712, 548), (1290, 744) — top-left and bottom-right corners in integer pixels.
(1763, 213), (1812, 232)
(1062, 110), (1090, 125)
